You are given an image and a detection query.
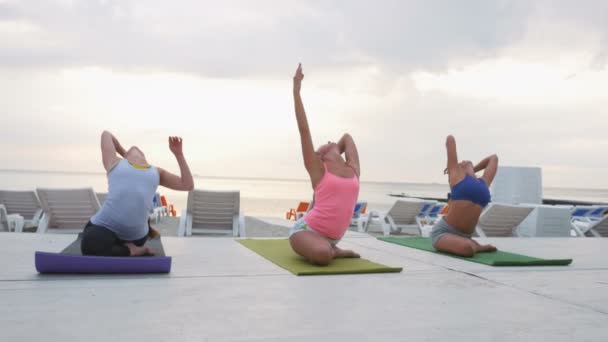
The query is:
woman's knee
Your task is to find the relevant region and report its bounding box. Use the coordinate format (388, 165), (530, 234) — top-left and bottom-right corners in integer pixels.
(456, 243), (475, 257)
(434, 235), (475, 257)
(289, 232), (334, 265)
(309, 245), (333, 266)
(81, 235), (104, 255)
(80, 223), (118, 256)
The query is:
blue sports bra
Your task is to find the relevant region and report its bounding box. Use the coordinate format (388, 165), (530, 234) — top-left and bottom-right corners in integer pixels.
(450, 175), (491, 207)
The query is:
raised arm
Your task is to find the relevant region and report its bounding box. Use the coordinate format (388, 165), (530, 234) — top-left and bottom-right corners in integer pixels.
(337, 133), (360, 177)
(445, 135), (458, 174)
(100, 130), (126, 172)
(158, 137), (194, 191)
(293, 63), (323, 186)
(475, 154), (499, 186)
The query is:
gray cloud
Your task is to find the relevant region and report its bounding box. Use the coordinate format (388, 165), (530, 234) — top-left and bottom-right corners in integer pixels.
(0, 0), (536, 77)
(2, 0), (606, 79)
(539, 1), (608, 70)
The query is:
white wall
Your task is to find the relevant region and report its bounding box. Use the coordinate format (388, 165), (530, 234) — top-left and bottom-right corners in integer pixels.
(490, 166), (543, 204)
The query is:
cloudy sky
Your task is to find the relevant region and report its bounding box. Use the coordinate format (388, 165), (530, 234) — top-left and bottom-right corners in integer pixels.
(0, 0), (607, 188)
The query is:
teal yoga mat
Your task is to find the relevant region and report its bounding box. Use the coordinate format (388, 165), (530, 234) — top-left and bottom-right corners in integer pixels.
(378, 237), (572, 266)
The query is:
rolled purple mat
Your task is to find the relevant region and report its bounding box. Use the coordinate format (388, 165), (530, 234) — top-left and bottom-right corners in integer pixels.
(35, 235), (171, 274)
(35, 252), (172, 274)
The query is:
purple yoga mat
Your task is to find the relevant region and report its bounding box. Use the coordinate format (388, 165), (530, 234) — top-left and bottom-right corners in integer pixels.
(35, 252), (172, 274)
(35, 235), (171, 274)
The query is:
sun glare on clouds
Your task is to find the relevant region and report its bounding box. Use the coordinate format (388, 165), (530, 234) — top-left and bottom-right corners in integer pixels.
(411, 56), (608, 106)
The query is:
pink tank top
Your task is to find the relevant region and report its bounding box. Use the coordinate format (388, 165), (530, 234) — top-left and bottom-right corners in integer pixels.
(304, 163), (360, 240)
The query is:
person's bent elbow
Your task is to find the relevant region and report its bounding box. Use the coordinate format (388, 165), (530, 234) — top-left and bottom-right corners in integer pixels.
(183, 179), (194, 191)
(178, 184), (194, 192)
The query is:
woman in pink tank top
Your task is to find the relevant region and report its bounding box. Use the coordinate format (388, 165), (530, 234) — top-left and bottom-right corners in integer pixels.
(289, 64), (361, 266)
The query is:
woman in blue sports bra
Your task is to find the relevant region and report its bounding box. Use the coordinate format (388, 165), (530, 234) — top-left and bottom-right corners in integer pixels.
(430, 135), (499, 257)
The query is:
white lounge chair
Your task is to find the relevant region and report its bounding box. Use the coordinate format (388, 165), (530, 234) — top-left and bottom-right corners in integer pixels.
(568, 206), (607, 236)
(36, 188), (101, 234)
(572, 214), (608, 237)
(150, 193), (168, 223)
(416, 202), (446, 237)
(0, 204), (24, 232)
(0, 190), (44, 230)
(413, 202), (435, 227)
(570, 206), (593, 222)
(350, 201), (368, 232)
(515, 204), (572, 237)
(586, 206), (608, 222)
(475, 203), (534, 237)
(177, 189), (245, 237)
(366, 199), (435, 236)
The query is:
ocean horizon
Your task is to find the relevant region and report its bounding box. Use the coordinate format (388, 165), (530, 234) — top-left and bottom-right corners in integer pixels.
(1, 168), (607, 217)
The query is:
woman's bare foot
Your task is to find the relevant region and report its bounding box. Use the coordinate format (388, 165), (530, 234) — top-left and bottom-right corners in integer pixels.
(126, 243), (155, 256)
(333, 246), (360, 258)
(476, 244), (497, 253)
(470, 239), (497, 253)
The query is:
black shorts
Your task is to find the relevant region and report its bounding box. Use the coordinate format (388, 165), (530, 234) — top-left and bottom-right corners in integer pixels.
(81, 221), (149, 257)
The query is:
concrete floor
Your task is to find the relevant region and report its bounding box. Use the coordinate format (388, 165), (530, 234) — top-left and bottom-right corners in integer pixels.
(1, 232), (607, 341)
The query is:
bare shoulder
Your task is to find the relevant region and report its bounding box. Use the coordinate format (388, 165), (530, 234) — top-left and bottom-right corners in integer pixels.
(156, 166), (167, 176)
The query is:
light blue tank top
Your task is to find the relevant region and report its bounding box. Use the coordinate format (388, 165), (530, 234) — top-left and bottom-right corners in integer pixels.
(91, 159), (160, 240)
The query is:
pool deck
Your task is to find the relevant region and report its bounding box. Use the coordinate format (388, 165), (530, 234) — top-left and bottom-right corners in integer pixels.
(1, 232), (607, 341)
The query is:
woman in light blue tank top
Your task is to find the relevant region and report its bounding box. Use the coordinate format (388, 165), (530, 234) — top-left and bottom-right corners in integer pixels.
(81, 131), (194, 257)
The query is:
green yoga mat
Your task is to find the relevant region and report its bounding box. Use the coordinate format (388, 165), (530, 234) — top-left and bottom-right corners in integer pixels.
(378, 237), (572, 266)
(238, 239), (402, 276)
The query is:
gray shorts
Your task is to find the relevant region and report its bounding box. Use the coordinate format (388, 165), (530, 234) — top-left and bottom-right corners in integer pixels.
(289, 217), (340, 246)
(430, 218), (472, 247)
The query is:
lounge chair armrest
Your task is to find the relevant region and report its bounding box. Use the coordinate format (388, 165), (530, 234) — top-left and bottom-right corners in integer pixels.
(238, 212), (246, 238)
(363, 210), (380, 233)
(356, 213), (369, 232)
(32, 208), (44, 225)
(177, 210), (187, 237)
(11, 215), (24, 233)
(36, 213), (49, 234)
(570, 221), (586, 237)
